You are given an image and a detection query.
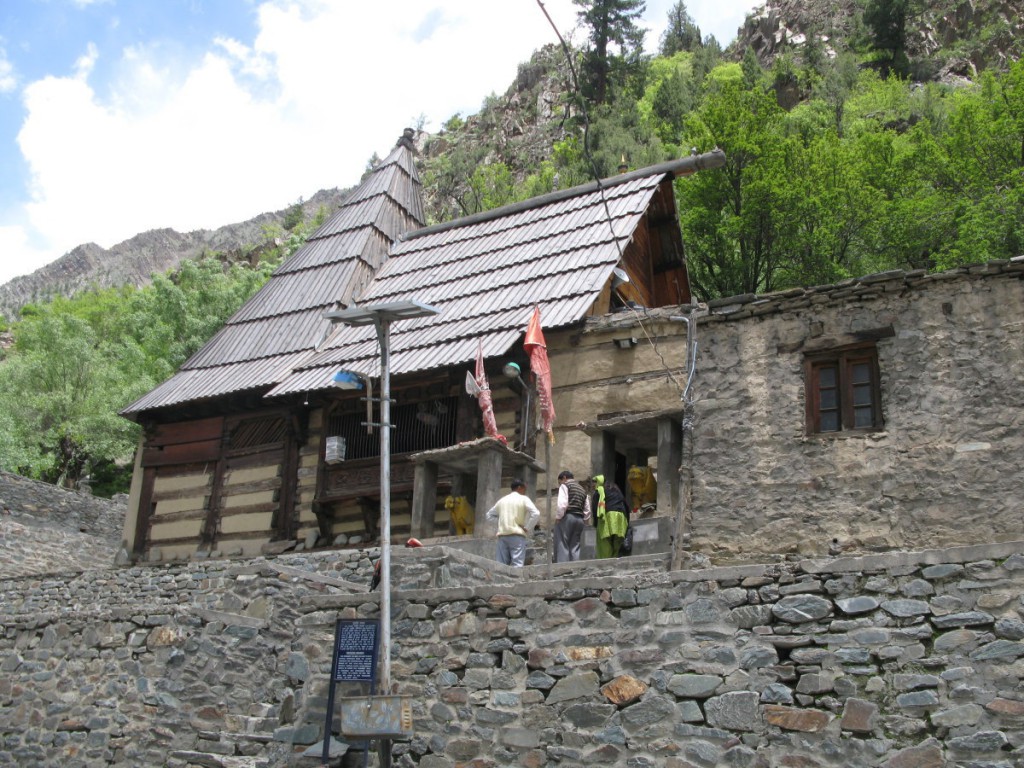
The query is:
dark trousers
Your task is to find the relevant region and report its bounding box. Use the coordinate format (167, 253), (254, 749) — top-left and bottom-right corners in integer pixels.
(554, 513), (585, 562)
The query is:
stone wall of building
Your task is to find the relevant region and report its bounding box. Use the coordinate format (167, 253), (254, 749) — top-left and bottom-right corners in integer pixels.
(3, 539), (1024, 767)
(545, 260), (1024, 559)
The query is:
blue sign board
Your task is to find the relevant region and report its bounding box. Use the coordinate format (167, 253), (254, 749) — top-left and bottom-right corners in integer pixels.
(332, 619), (379, 683)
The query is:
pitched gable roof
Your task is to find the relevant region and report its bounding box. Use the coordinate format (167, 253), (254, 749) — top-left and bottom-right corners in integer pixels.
(267, 150), (725, 397)
(121, 131), (425, 420)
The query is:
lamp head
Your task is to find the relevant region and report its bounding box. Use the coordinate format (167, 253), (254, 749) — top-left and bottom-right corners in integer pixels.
(503, 362), (521, 379)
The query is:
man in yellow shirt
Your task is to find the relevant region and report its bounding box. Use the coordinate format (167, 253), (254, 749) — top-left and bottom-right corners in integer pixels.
(485, 478), (541, 567)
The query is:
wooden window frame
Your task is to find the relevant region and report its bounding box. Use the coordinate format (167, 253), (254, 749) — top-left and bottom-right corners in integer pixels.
(804, 343), (883, 435)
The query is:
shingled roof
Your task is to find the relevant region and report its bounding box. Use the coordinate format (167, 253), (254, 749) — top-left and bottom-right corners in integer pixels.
(121, 130), (425, 420)
(122, 141), (724, 419)
(268, 149), (725, 396)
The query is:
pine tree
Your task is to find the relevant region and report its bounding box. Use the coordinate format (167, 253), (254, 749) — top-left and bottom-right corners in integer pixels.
(863, 0), (910, 77)
(573, 0), (647, 104)
(659, 1), (701, 56)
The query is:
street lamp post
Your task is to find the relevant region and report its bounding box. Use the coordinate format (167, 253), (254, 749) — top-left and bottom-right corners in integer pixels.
(324, 300), (440, 765)
(502, 361), (532, 451)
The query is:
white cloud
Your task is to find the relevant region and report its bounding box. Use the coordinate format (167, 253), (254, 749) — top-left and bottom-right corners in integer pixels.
(0, 46), (15, 93)
(0, 226), (30, 265)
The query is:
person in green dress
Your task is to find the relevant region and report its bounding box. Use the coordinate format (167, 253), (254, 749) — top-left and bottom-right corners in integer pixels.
(592, 474), (630, 558)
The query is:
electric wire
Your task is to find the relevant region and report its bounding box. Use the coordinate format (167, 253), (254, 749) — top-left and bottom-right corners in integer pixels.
(535, 0), (694, 401)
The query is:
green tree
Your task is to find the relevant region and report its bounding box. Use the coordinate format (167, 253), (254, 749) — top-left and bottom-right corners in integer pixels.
(659, 1), (701, 56)
(0, 310), (144, 489)
(812, 52), (861, 135)
(573, 0), (647, 104)
(650, 65), (694, 145)
(863, 0), (911, 77)
(741, 46), (763, 90)
(677, 67), (791, 297)
(579, 100), (670, 178)
(121, 257), (275, 373)
(932, 61), (1024, 267)
(282, 198), (305, 231)
(689, 35), (722, 87)
(466, 162), (516, 213)
(422, 136), (492, 219)
(778, 129), (887, 284)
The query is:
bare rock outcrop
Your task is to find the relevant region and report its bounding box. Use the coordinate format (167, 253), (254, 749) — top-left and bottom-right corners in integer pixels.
(0, 188), (350, 321)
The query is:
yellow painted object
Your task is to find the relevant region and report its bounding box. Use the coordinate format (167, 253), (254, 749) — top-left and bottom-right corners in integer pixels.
(445, 495), (475, 536)
(626, 466), (657, 512)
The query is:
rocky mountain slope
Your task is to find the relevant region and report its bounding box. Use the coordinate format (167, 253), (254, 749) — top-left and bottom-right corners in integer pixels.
(736, 0), (1024, 78)
(0, 187), (350, 322)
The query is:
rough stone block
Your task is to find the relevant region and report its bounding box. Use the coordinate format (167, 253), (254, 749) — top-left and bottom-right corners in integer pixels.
(704, 691), (760, 731)
(841, 698), (878, 732)
(601, 675), (647, 705)
(547, 670), (599, 704)
(763, 704), (832, 732)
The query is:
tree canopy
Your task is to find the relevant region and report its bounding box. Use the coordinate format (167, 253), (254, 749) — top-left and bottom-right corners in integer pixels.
(573, 0), (647, 104)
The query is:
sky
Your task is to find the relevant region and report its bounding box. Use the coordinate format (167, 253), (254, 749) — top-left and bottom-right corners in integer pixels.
(0, 0), (756, 287)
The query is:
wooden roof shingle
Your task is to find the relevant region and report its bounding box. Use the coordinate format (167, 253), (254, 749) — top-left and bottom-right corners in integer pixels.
(123, 144), (725, 417)
(121, 130), (425, 420)
(267, 150), (725, 396)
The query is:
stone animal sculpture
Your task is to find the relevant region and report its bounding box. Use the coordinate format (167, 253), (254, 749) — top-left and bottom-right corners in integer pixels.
(445, 495), (475, 536)
(626, 465), (657, 514)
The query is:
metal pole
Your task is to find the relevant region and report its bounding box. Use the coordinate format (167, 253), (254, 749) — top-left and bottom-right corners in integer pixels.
(545, 439), (553, 578)
(375, 318), (393, 768)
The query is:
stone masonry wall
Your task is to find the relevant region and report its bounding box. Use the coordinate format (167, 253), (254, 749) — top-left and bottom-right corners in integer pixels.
(0, 470), (124, 577)
(4, 540), (1024, 766)
(544, 260), (1024, 560)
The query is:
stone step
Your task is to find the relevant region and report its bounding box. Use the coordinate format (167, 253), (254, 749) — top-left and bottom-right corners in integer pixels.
(169, 750), (268, 767)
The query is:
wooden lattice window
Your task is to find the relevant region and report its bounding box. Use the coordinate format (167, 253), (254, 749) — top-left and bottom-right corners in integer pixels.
(326, 396), (459, 461)
(228, 416), (286, 451)
(805, 345), (882, 434)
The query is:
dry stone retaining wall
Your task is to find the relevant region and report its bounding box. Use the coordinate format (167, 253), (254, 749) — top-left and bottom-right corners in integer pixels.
(4, 540), (1024, 766)
(0, 470), (124, 577)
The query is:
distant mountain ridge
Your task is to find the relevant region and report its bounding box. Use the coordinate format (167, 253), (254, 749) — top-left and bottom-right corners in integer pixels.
(0, 187), (350, 322)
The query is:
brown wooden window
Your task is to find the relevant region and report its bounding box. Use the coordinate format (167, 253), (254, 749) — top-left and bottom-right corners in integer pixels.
(805, 345), (882, 434)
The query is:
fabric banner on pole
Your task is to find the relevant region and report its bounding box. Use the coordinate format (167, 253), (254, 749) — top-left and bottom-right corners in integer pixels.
(524, 306), (555, 444)
(474, 340), (506, 443)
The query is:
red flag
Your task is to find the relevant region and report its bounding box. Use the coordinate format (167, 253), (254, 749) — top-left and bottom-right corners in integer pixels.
(474, 340), (506, 444)
(524, 306), (555, 444)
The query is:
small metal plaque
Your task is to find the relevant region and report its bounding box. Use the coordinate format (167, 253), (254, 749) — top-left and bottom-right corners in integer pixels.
(340, 696), (413, 738)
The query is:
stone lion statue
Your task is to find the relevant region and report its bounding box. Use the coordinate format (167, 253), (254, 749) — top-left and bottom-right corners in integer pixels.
(445, 495), (474, 536)
(626, 465), (657, 515)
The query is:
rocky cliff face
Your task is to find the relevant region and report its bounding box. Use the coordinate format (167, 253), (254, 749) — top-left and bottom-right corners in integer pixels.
(736, 0), (1024, 78)
(0, 187), (349, 322)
